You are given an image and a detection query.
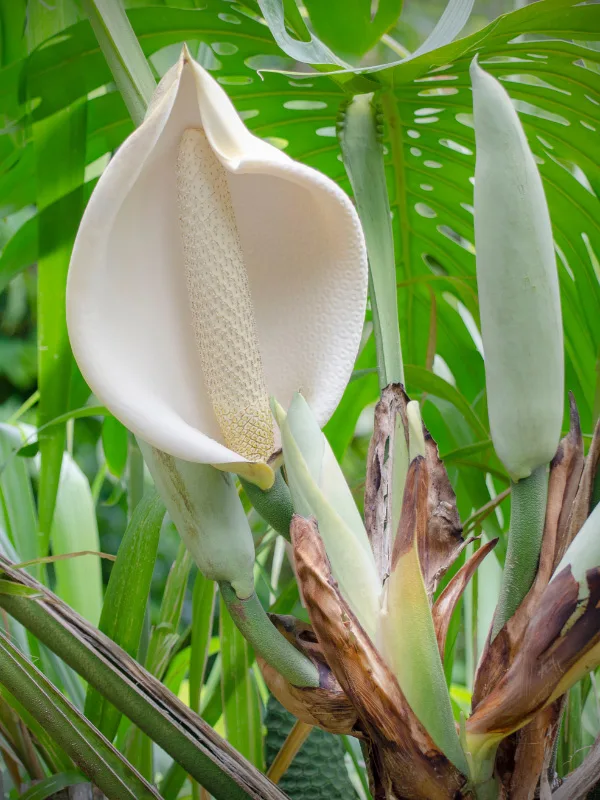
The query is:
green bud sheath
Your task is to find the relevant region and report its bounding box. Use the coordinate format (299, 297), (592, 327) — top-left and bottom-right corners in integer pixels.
(471, 58), (563, 482)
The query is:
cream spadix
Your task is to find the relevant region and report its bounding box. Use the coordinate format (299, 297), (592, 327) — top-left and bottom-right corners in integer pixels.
(470, 58), (563, 482)
(67, 48), (367, 488)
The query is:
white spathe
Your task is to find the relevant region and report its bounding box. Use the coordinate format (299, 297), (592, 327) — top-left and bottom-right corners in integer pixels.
(67, 47), (367, 488)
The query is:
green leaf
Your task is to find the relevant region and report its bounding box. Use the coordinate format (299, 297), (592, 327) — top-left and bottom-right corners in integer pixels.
(378, 457), (468, 774)
(145, 539), (192, 680)
(405, 365), (488, 441)
(0, 629), (161, 799)
(0, 559), (274, 800)
(277, 394), (380, 638)
(189, 571), (216, 716)
(102, 415), (129, 478)
(51, 454), (103, 626)
(81, 0), (156, 126)
(18, 773), (88, 800)
(303, 0), (402, 60)
(33, 95), (87, 555)
(0, 579), (41, 597)
(220, 593), (264, 771)
(256, 0), (344, 66)
(84, 489), (164, 741)
(0, 425), (39, 574)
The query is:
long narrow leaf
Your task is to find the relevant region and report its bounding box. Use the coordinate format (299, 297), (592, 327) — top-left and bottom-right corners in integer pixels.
(84, 489), (164, 741)
(0, 629), (161, 799)
(220, 595), (264, 771)
(52, 454), (103, 626)
(82, 0), (156, 127)
(33, 98), (87, 554)
(0, 425), (38, 574)
(18, 773), (89, 800)
(0, 557), (288, 800)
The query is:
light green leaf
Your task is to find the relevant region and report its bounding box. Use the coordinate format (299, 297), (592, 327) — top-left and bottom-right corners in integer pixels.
(220, 593), (264, 771)
(145, 539), (192, 680)
(52, 454), (103, 626)
(84, 489), (164, 741)
(378, 457), (468, 774)
(18, 773), (88, 800)
(189, 571), (216, 717)
(0, 424), (39, 574)
(33, 96), (87, 554)
(82, 0), (156, 127)
(554, 501), (600, 591)
(102, 414), (129, 478)
(277, 394), (380, 638)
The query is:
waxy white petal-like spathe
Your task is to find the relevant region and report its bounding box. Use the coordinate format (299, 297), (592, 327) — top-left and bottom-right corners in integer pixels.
(471, 59), (564, 482)
(67, 48), (367, 488)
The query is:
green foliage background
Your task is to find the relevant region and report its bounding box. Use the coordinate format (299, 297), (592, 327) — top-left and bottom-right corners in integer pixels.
(0, 0), (598, 796)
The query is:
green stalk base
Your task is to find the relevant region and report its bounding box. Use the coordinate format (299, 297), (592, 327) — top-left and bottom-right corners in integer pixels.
(219, 582), (319, 688)
(492, 464), (548, 638)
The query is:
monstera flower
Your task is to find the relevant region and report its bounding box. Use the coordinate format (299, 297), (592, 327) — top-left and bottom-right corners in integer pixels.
(67, 47), (367, 489)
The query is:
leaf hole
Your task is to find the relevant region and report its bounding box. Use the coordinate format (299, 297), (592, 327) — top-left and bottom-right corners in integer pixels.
(424, 160), (443, 169)
(418, 87), (459, 97)
(212, 42), (238, 55)
(263, 137), (289, 150)
(217, 75), (253, 85)
(415, 74), (457, 83)
(316, 126), (336, 137)
(415, 203), (437, 219)
(414, 107), (443, 116)
(422, 253), (447, 276)
(499, 73), (571, 95)
(284, 100), (328, 110)
(513, 99), (570, 126)
(437, 225), (475, 254)
(246, 54), (294, 71)
(420, 183), (434, 192)
(555, 242), (575, 281)
(410, 147), (422, 157)
(439, 138), (473, 156)
(218, 12), (241, 23)
(455, 112), (474, 129)
(407, 129), (420, 139)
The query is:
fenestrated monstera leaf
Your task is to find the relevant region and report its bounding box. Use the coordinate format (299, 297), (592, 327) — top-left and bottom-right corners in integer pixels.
(0, 0), (597, 542)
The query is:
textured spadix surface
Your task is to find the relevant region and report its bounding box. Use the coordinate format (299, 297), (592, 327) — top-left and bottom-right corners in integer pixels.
(471, 59), (563, 482)
(67, 49), (367, 478)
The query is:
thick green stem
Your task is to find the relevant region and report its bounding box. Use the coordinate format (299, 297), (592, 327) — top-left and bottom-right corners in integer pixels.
(338, 93), (404, 391)
(218, 582), (319, 688)
(239, 469), (294, 540)
(492, 464), (548, 638)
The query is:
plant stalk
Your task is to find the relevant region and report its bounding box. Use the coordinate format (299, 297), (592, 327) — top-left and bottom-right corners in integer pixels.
(491, 464), (548, 638)
(218, 582), (319, 688)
